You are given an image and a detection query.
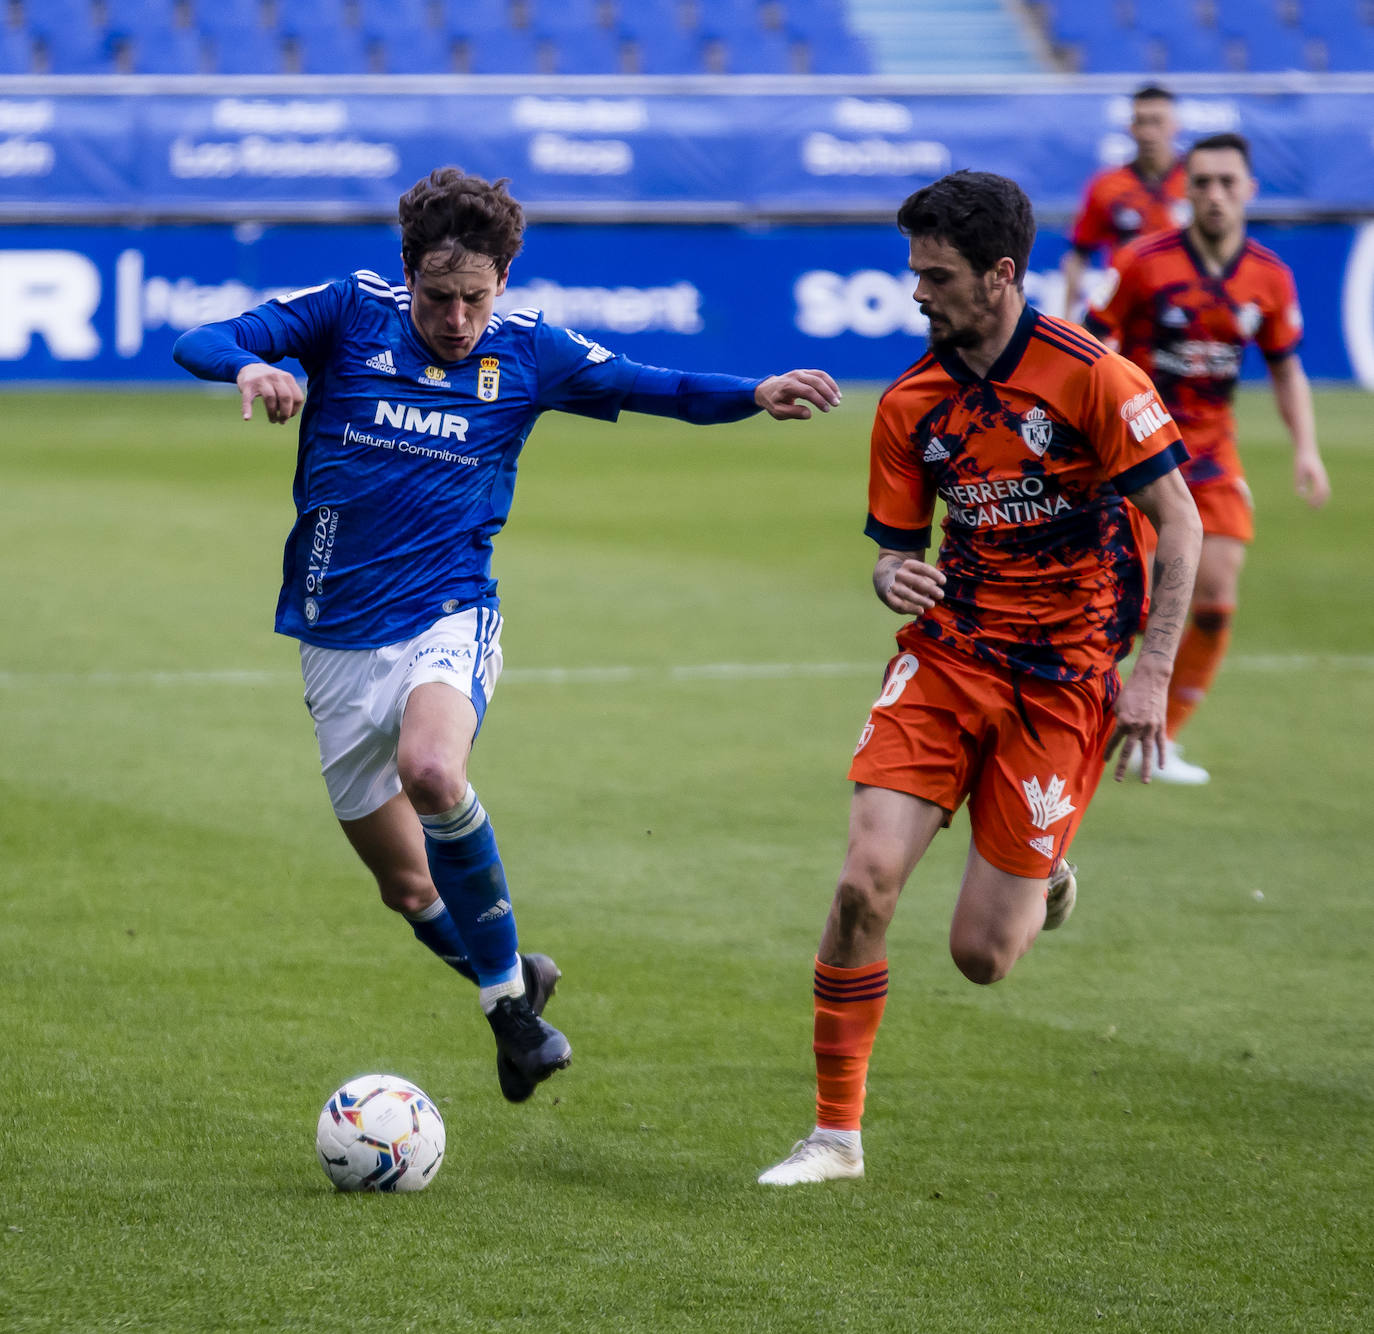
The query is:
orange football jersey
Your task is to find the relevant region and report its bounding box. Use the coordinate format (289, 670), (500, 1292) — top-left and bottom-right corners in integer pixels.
(866, 306), (1186, 683)
(1084, 228), (1303, 486)
(1069, 162), (1190, 264)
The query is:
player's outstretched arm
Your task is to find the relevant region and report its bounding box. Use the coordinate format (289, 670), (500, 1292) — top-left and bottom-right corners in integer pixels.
(1107, 470), (1202, 783)
(236, 362), (305, 425)
(873, 547), (944, 616)
(754, 370), (842, 420)
(1269, 355), (1330, 508)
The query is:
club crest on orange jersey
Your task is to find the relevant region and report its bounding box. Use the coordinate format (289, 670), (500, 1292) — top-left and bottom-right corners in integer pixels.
(1019, 405), (1053, 457)
(477, 357), (501, 402)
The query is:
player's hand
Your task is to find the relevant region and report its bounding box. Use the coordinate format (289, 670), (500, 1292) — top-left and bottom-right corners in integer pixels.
(1294, 452), (1330, 508)
(237, 362), (304, 424)
(875, 556), (945, 616)
(755, 370), (842, 420)
(1105, 662), (1170, 783)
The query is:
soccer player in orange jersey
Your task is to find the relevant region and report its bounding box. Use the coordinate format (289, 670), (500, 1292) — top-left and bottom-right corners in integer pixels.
(1061, 85), (1190, 321)
(1085, 132), (1330, 783)
(758, 171), (1202, 1186)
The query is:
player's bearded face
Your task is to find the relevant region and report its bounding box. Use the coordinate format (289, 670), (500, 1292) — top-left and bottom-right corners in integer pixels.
(910, 236), (999, 351)
(404, 247), (508, 362)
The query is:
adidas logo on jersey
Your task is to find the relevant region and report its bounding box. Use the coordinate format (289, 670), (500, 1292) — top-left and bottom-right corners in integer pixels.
(923, 436), (950, 463)
(1161, 305), (1189, 328)
(1029, 834), (1056, 858)
(366, 349), (397, 374)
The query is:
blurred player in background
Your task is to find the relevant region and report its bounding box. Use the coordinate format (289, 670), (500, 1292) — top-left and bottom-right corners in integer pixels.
(1085, 133), (1330, 783)
(173, 166), (840, 1105)
(1060, 84), (1189, 321)
(759, 170), (1201, 1186)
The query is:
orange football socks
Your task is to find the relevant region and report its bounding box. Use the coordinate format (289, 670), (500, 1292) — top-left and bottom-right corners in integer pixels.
(812, 957), (888, 1132)
(1166, 604), (1234, 738)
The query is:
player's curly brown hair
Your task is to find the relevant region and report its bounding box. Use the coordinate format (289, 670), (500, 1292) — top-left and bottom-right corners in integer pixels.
(897, 170), (1035, 285)
(398, 167), (526, 279)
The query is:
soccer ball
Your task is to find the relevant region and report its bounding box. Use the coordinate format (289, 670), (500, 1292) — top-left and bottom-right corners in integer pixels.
(315, 1074), (446, 1192)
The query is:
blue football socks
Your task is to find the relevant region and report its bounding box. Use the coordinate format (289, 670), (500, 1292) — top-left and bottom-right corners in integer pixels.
(416, 786), (525, 1012)
(403, 896), (478, 984)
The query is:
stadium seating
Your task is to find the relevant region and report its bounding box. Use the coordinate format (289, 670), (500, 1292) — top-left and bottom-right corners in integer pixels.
(125, 27), (206, 74)
(0, 0), (878, 75)
(1040, 0), (1374, 73)
(25, 0), (1371, 77)
(206, 25), (289, 74)
(0, 26), (33, 74)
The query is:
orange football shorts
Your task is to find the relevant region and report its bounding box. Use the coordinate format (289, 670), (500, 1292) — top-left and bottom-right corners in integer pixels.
(1189, 475), (1254, 542)
(847, 633), (1118, 879)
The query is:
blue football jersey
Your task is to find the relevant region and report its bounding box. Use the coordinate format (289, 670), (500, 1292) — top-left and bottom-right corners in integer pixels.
(225, 271), (660, 648)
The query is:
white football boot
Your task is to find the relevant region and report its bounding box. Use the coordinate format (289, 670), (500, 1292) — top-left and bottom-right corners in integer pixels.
(758, 1130), (864, 1185)
(1126, 738), (1210, 785)
(1043, 859), (1077, 931)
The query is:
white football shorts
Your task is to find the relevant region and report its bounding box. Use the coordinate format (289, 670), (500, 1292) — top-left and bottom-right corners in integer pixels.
(299, 607), (504, 822)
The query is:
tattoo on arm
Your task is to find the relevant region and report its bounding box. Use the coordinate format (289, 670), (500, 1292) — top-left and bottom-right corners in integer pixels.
(1140, 555), (1190, 662)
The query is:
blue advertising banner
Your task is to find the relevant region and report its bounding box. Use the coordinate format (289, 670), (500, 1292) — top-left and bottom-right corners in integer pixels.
(0, 220), (1366, 384)
(2, 82), (1374, 218)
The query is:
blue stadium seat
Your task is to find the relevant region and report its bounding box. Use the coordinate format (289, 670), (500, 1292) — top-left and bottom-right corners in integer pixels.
(127, 27), (206, 73)
(1074, 28), (1160, 74)
(616, 0), (682, 42)
(437, 0), (513, 41)
(1046, 4), (1120, 47)
(1135, 1), (1227, 71)
(1220, 15), (1307, 70)
(540, 26), (624, 73)
(205, 26), (288, 73)
(1320, 36), (1374, 71)
(37, 27), (117, 74)
(193, 0), (269, 38)
(358, 0), (435, 43)
(293, 27), (374, 73)
(0, 27), (34, 73)
(523, 0), (603, 36)
(275, 0), (353, 40)
(371, 31), (459, 73)
(465, 27), (542, 72)
(23, 0), (100, 45)
(104, 0), (183, 40)
(1297, 0), (1374, 67)
(703, 27), (794, 73)
(804, 28), (872, 74)
(621, 29), (699, 73)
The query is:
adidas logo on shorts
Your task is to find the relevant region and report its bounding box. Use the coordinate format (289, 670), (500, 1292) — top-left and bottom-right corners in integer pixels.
(366, 348), (397, 374)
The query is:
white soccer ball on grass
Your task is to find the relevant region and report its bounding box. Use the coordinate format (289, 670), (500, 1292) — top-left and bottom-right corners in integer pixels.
(315, 1074), (446, 1192)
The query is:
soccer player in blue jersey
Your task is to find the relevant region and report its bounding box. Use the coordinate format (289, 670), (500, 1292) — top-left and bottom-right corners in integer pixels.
(173, 166), (841, 1103)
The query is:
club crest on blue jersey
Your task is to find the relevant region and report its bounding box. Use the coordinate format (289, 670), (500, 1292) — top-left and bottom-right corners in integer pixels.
(477, 357), (501, 402)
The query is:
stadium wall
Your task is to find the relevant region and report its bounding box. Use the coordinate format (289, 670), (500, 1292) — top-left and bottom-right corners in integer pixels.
(3, 220), (1368, 384)
(2, 75), (1372, 384)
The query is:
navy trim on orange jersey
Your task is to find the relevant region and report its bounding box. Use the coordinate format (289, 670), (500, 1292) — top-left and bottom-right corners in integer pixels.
(1112, 439), (1188, 496)
(878, 352), (938, 406)
(1082, 311), (1111, 340)
(865, 514), (931, 550)
(1034, 318), (1107, 364)
(1182, 229), (1247, 282)
(985, 302), (1038, 382)
(1037, 316), (1105, 357)
(1030, 327), (1097, 367)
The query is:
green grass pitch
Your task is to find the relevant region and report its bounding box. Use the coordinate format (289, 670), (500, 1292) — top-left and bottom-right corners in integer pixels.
(1, 384), (1370, 1332)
